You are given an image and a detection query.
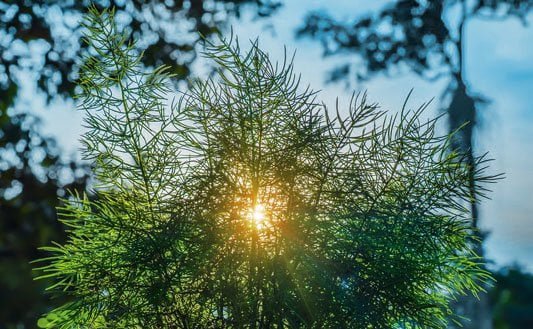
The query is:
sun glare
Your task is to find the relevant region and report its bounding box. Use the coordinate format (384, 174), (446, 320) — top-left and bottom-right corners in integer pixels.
(249, 203), (266, 229)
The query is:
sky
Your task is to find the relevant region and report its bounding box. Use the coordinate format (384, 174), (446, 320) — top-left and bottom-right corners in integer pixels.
(20, 1), (533, 271)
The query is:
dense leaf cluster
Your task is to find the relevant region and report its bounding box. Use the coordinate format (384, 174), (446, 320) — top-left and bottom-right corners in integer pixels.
(36, 8), (499, 328)
(1, 3), (279, 325)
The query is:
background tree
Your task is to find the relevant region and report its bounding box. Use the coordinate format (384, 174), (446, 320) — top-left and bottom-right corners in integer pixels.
(0, 107), (88, 328)
(489, 265), (533, 329)
(36, 8), (499, 328)
(0, 1), (280, 327)
(0, 0), (281, 105)
(296, 1), (532, 327)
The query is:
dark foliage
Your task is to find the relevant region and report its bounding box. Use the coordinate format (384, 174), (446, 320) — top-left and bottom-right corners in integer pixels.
(490, 266), (533, 329)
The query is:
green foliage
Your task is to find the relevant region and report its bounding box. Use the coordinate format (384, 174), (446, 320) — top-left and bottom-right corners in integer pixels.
(2, 1), (279, 326)
(35, 8), (500, 328)
(297, 4), (532, 326)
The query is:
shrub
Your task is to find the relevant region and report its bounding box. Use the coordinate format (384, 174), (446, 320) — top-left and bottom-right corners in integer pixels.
(35, 7), (498, 328)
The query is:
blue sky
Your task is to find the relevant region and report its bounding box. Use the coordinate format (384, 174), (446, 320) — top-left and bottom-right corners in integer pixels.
(21, 1), (533, 271)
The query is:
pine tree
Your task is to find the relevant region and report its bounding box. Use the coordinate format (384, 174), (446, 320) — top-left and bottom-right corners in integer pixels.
(35, 7), (500, 328)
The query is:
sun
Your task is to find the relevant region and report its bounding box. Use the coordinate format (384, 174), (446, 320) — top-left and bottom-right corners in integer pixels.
(249, 203), (266, 230)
